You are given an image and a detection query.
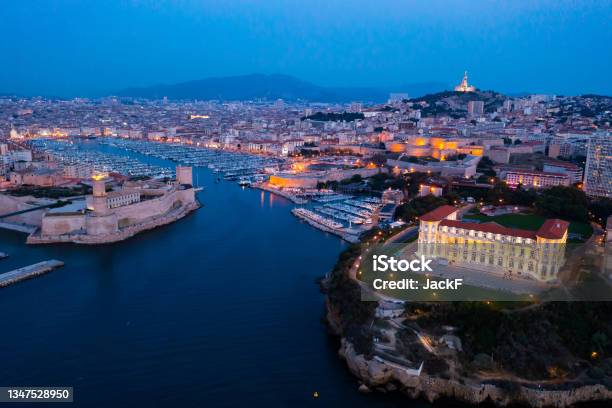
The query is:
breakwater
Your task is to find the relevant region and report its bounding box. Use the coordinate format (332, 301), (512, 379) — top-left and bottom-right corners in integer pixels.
(0, 260), (64, 288)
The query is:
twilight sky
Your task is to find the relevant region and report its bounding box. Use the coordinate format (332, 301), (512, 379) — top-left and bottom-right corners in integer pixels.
(1, 0), (611, 97)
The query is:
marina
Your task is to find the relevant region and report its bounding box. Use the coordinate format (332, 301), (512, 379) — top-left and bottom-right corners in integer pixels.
(0, 260), (64, 288)
(292, 207), (344, 230)
(22, 138), (386, 244)
(30, 139), (173, 178)
(291, 207), (360, 242)
(98, 138), (283, 183)
(26, 137), (285, 189)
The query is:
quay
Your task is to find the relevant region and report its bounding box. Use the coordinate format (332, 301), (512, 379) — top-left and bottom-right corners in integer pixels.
(0, 260), (64, 288)
(253, 183), (307, 204)
(291, 208), (360, 243)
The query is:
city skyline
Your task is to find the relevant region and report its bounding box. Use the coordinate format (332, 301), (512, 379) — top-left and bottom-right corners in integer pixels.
(1, 0), (611, 97)
(0, 2), (611, 406)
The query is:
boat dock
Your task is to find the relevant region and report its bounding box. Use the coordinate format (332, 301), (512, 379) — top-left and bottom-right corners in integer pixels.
(0, 260), (64, 288)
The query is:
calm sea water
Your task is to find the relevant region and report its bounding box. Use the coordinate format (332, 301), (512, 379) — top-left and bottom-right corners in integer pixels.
(0, 143), (437, 407)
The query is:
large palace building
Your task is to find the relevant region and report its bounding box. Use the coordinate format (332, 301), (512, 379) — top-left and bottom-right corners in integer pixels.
(418, 205), (569, 282)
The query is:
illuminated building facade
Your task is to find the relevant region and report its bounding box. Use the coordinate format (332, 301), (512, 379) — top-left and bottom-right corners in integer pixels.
(504, 170), (570, 189)
(454, 71), (476, 93)
(418, 205), (568, 282)
(584, 132), (612, 198)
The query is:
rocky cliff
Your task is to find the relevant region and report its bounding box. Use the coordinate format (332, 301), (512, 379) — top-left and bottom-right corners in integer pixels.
(326, 298), (611, 407)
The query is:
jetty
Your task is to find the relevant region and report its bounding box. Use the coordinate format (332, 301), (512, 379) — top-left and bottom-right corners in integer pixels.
(0, 260), (64, 288)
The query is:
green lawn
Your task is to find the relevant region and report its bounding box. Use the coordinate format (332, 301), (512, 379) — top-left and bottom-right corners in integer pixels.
(463, 212), (592, 238)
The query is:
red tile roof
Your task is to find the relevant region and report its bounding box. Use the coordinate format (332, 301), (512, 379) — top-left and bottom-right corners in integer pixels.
(536, 219), (569, 240)
(439, 219), (537, 239)
(420, 205), (458, 222)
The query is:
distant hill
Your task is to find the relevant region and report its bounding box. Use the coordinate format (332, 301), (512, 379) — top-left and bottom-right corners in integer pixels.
(116, 74), (446, 103)
(410, 89), (507, 118)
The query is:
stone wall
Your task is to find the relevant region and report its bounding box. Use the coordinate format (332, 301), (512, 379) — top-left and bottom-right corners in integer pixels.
(85, 213), (118, 235)
(28, 200), (199, 245)
(28, 187), (198, 244)
(0, 194), (46, 226)
(114, 188), (192, 226)
(41, 214), (85, 235)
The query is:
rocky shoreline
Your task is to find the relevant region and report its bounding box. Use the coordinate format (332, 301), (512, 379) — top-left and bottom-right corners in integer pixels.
(325, 299), (611, 407)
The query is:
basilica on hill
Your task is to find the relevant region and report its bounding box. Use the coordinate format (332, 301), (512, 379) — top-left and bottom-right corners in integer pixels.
(454, 71), (476, 92)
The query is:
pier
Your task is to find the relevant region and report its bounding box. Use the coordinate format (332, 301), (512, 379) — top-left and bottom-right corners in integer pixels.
(0, 260), (64, 288)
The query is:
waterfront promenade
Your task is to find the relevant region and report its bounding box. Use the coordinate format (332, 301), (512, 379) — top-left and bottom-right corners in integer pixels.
(252, 183), (307, 204)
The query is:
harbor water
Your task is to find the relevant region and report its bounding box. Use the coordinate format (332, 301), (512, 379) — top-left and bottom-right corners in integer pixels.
(0, 142), (437, 407)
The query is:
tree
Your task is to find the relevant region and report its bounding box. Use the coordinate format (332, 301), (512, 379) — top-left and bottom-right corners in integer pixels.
(394, 195), (449, 221)
(340, 174), (363, 185)
(367, 173), (392, 191)
(316, 180), (339, 190)
(485, 181), (514, 205)
(535, 186), (588, 221)
(443, 191), (462, 205)
(477, 174), (491, 184)
(592, 331), (610, 353)
(588, 198), (612, 225)
(370, 153), (387, 167)
(403, 171), (430, 197)
(477, 156), (496, 177)
(512, 186), (537, 207)
(478, 156), (494, 168)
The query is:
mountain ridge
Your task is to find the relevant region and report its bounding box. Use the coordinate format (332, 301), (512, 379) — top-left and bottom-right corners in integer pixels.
(116, 73), (447, 103)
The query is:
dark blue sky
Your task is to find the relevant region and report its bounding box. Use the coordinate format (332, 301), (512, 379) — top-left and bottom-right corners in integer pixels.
(2, 0), (611, 97)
